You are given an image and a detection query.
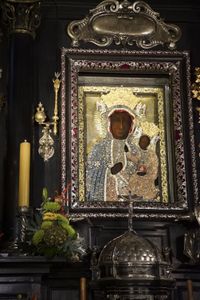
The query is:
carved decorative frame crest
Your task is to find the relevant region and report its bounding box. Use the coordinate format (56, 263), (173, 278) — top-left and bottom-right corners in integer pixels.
(67, 0), (181, 50)
(61, 48), (198, 219)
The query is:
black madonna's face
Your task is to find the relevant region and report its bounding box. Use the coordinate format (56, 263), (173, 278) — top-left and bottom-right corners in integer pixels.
(109, 110), (133, 140)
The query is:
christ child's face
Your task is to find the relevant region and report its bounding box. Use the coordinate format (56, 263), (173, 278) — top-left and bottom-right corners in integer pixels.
(139, 135), (150, 150)
(109, 111), (133, 140)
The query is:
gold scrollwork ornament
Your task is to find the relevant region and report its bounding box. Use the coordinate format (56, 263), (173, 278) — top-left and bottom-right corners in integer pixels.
(67, 0), (181, 49)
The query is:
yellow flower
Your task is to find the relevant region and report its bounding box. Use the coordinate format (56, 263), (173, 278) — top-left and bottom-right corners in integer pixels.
(43, 212), (57, 221)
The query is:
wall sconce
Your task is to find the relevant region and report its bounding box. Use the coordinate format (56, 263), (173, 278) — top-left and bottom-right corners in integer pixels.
(34, 72), (61, 161)
(192, 67), (200, 123)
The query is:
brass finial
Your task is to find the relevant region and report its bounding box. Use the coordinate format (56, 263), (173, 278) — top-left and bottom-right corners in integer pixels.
(52, 72), (61, 135)
(34, 102), (46, 124)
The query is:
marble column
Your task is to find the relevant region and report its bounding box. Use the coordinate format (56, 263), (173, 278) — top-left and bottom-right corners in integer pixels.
(1, 0), (41, 238)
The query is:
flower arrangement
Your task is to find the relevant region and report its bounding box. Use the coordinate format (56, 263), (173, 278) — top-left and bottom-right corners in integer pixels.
(27, 188), (86, 260)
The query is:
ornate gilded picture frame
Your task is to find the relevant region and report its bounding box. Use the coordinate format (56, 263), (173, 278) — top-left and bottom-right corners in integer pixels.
(61, 48), (198, 219)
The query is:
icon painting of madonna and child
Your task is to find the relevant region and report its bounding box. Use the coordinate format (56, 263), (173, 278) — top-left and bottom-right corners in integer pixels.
(80, 87), (168, 203)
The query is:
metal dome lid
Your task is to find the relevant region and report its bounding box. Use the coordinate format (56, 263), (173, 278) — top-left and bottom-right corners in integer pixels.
(97, 229), (172, 281)
(98, 230), (163, 266)
(96, 199), (174, 281)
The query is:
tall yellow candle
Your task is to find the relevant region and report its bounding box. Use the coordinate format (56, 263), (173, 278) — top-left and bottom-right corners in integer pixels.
(18, 140), (31, 207)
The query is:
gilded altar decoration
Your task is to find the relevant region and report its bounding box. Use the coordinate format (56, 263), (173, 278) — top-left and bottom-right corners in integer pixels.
(67, 0), (181, 49)
(34, 72), (60, 161)
(26, 188), (86, 259)
(1, 0), (41, 39)
(192, 67), (200, 101)
(192, 67), (200, 124)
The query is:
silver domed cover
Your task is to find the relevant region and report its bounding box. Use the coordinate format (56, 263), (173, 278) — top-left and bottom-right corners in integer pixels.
(99, 231), (163, 264)
(98, 230), (173, 280)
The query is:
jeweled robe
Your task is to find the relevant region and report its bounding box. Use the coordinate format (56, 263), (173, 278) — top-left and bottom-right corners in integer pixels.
(86, 136), (139, 201)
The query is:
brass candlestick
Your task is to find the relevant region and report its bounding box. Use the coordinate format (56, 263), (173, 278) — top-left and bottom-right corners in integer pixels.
(0, 206), (31, 255)
(34, 72), (61, 161)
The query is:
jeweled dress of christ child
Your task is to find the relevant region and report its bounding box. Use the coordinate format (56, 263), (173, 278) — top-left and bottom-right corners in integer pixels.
(86, 88), (160, 202)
